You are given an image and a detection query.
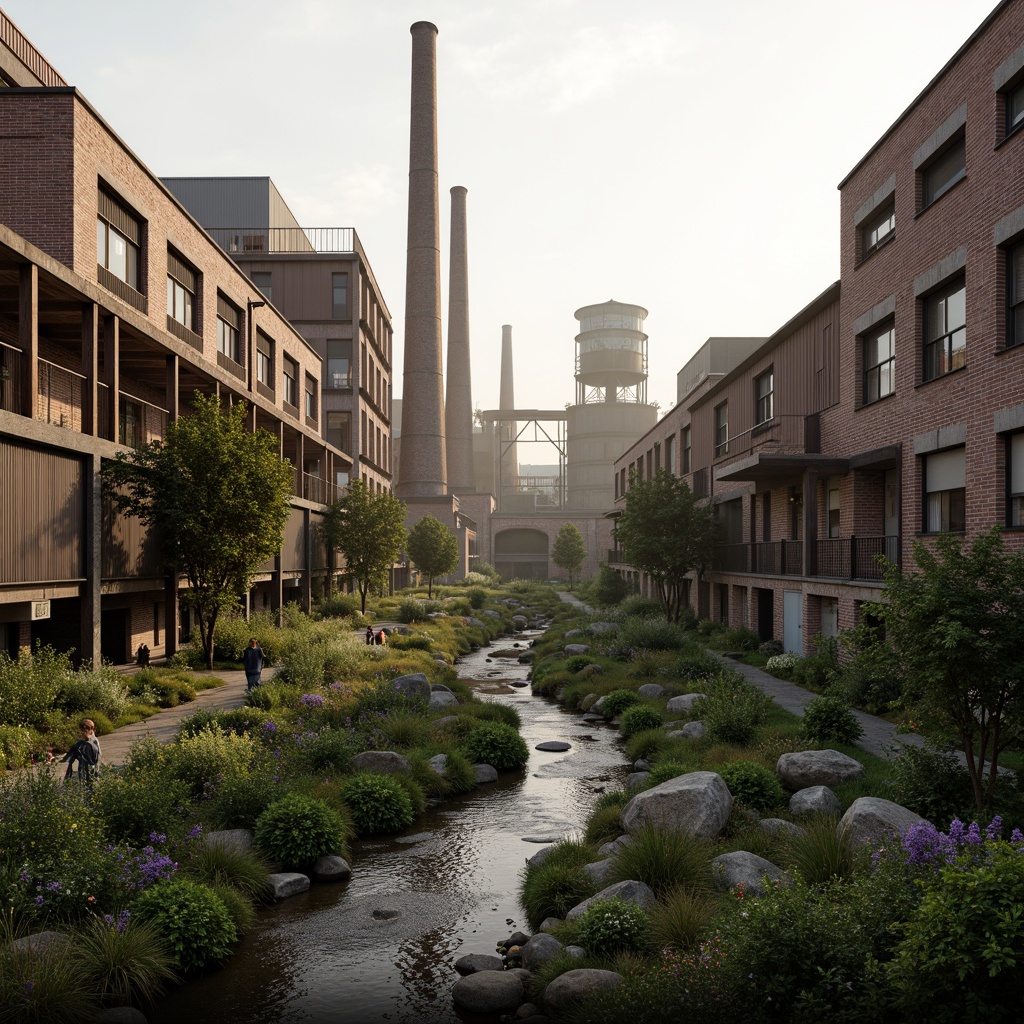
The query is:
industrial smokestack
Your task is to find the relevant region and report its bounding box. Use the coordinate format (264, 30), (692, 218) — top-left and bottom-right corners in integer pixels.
(396, 21), (447, 498)
(445, 185), (474, 493)
(499, 324), (519, 497)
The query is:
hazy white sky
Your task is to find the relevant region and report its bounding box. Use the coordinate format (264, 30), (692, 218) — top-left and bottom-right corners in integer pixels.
(6, 0), (998, 415)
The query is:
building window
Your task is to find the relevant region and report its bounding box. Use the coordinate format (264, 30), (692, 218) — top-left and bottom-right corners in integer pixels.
(827, 484), (840, 539)
(332, 273), (348, 318)
(251, 272), (273, 303)
(283, 356), (298, 408)
(714, 403), (728, 456)
(327, 411), (352, 453)
(326, 339), (352, 387)
(923, 447), (966, 532)
(682, 426), (691, 474)
(922, 135), (966, 209)
(217, 294), (240, 363)
(755, 369), (773, 425)
(97, 188), (141, 290)
(119, 396), (141, 449)
(1009, 242), (1024, 348)
(305, 374), (317, 421)
(861, 201), (895, 259)
(665, 434), (675, 475)
(863, 322), (895, 403)
(166, 250), (196, 332)
(256, 331), (273, 390)
(923, 279), (966, 381)
(1007, 80), (1024, 137)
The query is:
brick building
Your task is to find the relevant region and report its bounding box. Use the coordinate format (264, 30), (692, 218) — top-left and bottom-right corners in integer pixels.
(0, 12), (347, 663)
(612, 0), (1024, 652)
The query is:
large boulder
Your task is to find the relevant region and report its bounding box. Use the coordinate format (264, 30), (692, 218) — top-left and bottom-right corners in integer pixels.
(712, 851), (787, 894)
(840, 797), (926, 847)
(455, 953), (504, 975)
(392, 673), (432, 701)
(625, 771), (650, 791)
(777, 750), (866, 789)
(350, 750), (412, 775)
(564, 644), (591, 655)
(621, 771), (732, 838)
(429, 689), (459, 710)
(580, 693), (600, 711)
(267, 872), (310, 900)
(428, 753), (448, 775)
(582, 859), (616, 885)
(638, 683), (665, 698)
(587, 622), (618, 635)
(521, 932), (564, 969)
(544, 969), (624, 1011)
(474, 764), (498, 784)
(204, 828), (253, 853)
(432, 715), (460, 731)
(9, 930), (72, 955)
(451, 971), (525, 1014)
(310, 855), (351, 882)
(517, 650), (536, 663)
(566, 879), (657, 922)
(666, 693), (704, 713)
(759, 818), (806, 839)
(790, 785), (842, 817)
(526, 845), (556, 869)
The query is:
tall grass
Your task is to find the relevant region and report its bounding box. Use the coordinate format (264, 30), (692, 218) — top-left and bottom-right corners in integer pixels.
(519, 840), (598, 930)
(607, 823), (714, 898)
(783, 814), (857, 884)
(648, 887), (723, 951)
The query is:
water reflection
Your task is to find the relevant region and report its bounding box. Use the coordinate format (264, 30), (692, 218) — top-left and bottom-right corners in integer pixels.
(150, 642), (628, 1024)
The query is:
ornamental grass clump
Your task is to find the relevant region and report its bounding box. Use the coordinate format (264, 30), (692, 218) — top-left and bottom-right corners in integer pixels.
(254, 793), (347, 865)
(339, 772), (415, 836)
(131, 878), (237, 973)
(519, 840), (597, 930)
(608, 823), (714, 898)
(462, 721), (529, 771)
(575, 896), (649, 953)
(784, 814), (856, 884)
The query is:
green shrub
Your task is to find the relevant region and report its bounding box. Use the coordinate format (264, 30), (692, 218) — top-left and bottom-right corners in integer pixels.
(388, 633), (433, 652)
(576, 896), (648, 953)
(758, 640), (784, 658)
(519, 842), (597, 929)
(72, 913), (177, 1007)
(0, 644), (68, 727)
(57, 662), (131, 721)
(790, 634), (840, 690)
(458, 702), (521, 729)
(674, 649), (722, 682)
(888, 745), (975, 824)
(648, 760), (697, 786)
(619, 704), (664, 738)
(167, 727), (257, 798)
(565, 654), (592, 673)
(91, 766), (190, 846)
(717, 760), (785, 812)
(0, 724), (34, 770)
(618, 596), (664, 619)
(207, 768), (284, 830)
(466, 587), (488, 609)
(585, 791), (631, 845)
(339, 772), (415, 836)
(182, 842), (271, 904)
(624, 728), (673, 763)
(0, 912), (82, 1023)
(716, 627), (761, 651)
(463, 721), (529, 771)
(207, 883), (257, 934)
(592, 563), (629, 608)
(132, 879), (237, 972)
(315, 593), (359, 619)
(802, 694), (864, 744)
(279, 635), (330, 690)
(599, 689), (642, 720)
(396, 598), (428, 623)
(765, 652), (801, 676)
(692, 674), (773, 746)
(619, 617), (690, 651)
(609, 823), (713, 898)
(254, 793), (347, 865)
(353, 678), (426, 719)
(695, 618), (726, 637)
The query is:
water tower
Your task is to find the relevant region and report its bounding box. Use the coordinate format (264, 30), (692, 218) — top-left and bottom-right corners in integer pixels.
(566, 299), (657, 509)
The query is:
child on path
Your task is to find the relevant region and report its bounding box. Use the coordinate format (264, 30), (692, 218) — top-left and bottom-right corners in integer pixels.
(61, 718), (100, 784)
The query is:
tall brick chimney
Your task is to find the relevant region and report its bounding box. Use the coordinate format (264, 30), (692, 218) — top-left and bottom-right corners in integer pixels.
(499, 323), (519, 497)
(445, 185), (474, 493)
(396, 21), (447, 498)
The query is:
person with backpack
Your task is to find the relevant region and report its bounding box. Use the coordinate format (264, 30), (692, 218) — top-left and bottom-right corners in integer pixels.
(244, 636), (264, 691)
(62, 718), (100, 784)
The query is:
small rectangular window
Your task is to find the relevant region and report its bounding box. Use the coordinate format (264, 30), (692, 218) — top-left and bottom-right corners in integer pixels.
(828, 484), (841, 539)
(326, 339), (352, 387)
(1009, 242), (1024, 348)
(714, 403), (729, 456)
(923, 447), (966, 532)
(217, 295), (240, 363)
(283, 357), (298, 408)
(166, 249), (197, 333)
(682, 426), (691, 474)
(922, 136), (966, 208)
(1007, 80), (1024, 137)
(97, 187), (142, 291)
(665, 435), (675, 475)
(251, 272), (273, 303)
(755, 369), (773, 425)
(305, 374), (317, 421)
(327, 411), (352, 453)
(256, 331), (273, 389)
(923, 280), (966, 381)
(863, 323), (895, 403)
(332, 273), (348, 319)
(1009, 433), (1024, 527)
(861, 202), (895, 258)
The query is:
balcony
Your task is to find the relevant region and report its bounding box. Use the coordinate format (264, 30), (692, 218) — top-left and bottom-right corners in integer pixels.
(713, 535), (899, 582)
(206, 227), (356, 255)
(299, 473), (345, 506)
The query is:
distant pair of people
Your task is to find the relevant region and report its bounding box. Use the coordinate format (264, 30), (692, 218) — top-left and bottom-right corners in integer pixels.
(365, 626), (387, 646)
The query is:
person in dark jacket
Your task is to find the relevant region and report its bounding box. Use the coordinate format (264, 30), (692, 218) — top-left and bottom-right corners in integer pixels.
(365, 625), (374, 645)
(62, 719), (100, 784)
(243, 637), (264, 691)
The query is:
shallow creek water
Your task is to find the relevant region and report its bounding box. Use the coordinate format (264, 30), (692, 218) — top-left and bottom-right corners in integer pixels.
(150, 636), (629, 1024)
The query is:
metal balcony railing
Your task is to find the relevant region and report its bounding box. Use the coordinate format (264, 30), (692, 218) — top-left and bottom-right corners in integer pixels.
(206, 227), (356, 255)
(713, 535), (898, 581)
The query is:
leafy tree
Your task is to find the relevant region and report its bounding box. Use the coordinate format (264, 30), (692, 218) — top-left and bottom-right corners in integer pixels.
(103, 393), (292, 669)
(859, 527), (1024, 811)
(614, 469), (719, 622)
(333, 480), (407, 613)
(406, 514), (459, 597)
(314, 500), (346, 600)
(552, 522), (587, 589)
(592, 561), (628, 607)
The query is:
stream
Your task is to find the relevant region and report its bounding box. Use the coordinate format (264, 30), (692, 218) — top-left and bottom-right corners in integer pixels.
(149, 635), (628, 1024)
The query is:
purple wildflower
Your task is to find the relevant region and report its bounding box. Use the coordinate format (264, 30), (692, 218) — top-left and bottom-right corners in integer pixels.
(299, 693), (325, 708)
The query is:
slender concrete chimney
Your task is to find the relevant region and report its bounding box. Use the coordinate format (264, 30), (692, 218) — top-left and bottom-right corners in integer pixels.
(445, 185), (474, 493)
(396, 21), (446, 498)
(499, 324), (519, 497)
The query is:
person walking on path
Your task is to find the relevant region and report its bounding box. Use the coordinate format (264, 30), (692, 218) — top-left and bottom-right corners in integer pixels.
(243, 637), (264, 691)
(60, 718), (101, 784)
(365, 625), (374, 645)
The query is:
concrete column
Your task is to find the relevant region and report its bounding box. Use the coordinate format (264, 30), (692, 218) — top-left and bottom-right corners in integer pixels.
(19, 263), (38, 419)
(82, 303), (99, 436)
(301, 507), (312, 612)
(802, 468), (819, 577)
(396, 21), (447, 498)
(103, 315), (119, 443)
(445, 185), (474, 492)
(81, 452), (102, 667)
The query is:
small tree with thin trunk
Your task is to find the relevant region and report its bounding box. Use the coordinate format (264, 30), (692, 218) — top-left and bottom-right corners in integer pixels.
(314, 500), (346, 600)
(333, 480), (407, 614)
(102, 393), (293, 669)
(406, 515), (460, 597)
(552, 522), (587, 590)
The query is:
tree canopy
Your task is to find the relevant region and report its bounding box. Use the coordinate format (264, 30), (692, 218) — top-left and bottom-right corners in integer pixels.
(102, 393), (293, 668)
(593, 561), (629, 607)
(332, 480), (407, 613)
(406, 514), (460, 597)
(857, 527), (1024, 811)
(614, 469), (719, 622)
(552, 522), (587, 590)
